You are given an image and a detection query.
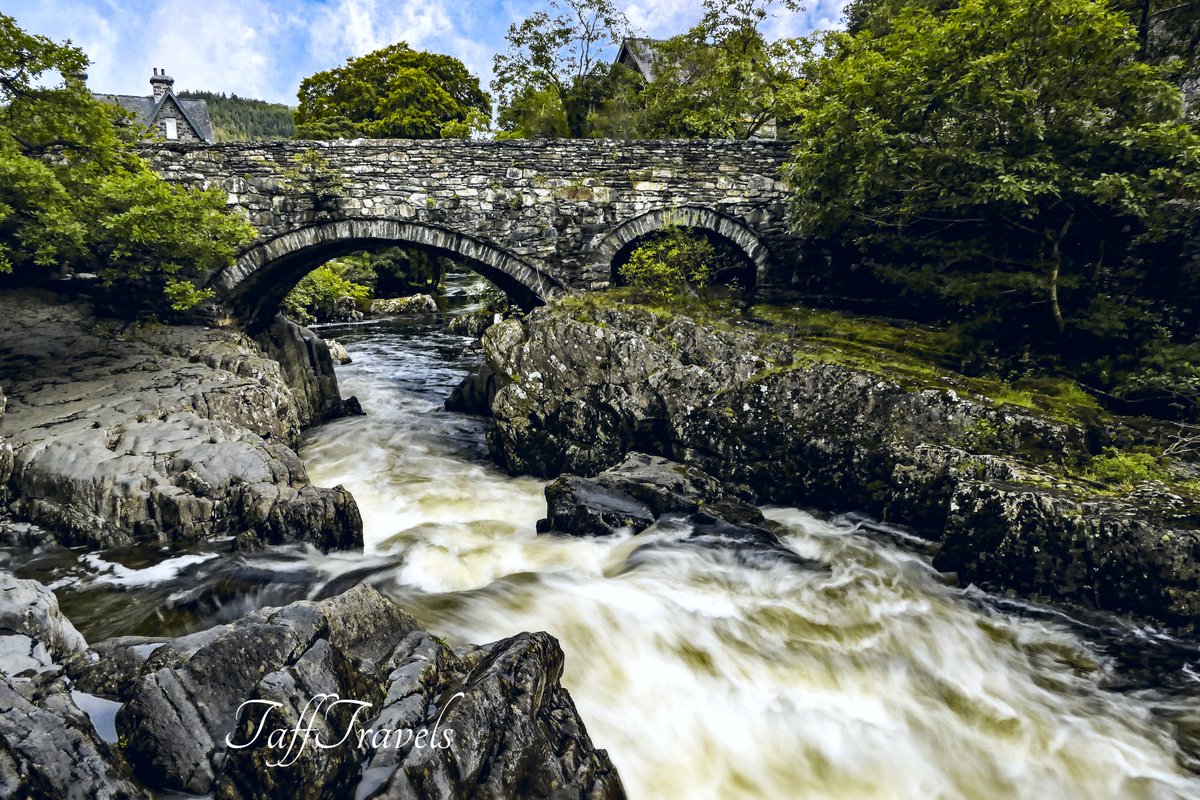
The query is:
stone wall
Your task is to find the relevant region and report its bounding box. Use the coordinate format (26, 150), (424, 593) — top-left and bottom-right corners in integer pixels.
(142, 140), (798, 326)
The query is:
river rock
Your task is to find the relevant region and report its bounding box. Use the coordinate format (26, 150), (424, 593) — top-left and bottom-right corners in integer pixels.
(0, 671), (148, 800)
(444, 362), (496, 415)
(0, 572), (145, 799)
(0, 570), (87, 666)
(539, 452), (763, 536)
(446, 310), (497, 338)
(371, 295), (438, 315)
(0, 291), (362, 552)
(326, 338), (352, 365)
(538, 453), (811, 571)
(938, 480), (1200, 628)
(102, 584), (622, 799)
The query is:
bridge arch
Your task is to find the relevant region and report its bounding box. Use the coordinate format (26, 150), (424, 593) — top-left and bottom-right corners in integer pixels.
(588, 206), (773, 291)
(210, 218), (566, 329)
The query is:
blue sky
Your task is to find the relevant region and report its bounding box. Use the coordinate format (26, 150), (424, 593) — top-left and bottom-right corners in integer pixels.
(5, 0), (850, 105)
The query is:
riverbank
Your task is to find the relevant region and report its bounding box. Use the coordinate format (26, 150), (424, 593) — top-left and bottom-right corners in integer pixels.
(478, 291), (1200, 631)
(0, 289), (360, 551)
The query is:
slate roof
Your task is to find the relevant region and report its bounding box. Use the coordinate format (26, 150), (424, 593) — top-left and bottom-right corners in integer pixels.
(96, 91), (215, 143)
(616, 38), (664, 82)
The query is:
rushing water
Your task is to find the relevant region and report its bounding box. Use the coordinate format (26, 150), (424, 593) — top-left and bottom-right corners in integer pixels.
(297, 309), (1200, 800)
(8, 292), (1200, 799)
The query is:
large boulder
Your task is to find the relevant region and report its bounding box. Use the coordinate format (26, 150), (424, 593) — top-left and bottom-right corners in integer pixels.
(0, 671), (148, 800)
(0, 570), (87, 668)
(938, 481), (1200, 627)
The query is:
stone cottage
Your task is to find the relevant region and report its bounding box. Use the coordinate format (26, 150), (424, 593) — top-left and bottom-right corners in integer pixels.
(95, 69), (214, 143)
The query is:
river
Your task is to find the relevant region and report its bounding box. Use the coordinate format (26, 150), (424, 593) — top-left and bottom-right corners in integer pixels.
(11, 294), (1200, 799)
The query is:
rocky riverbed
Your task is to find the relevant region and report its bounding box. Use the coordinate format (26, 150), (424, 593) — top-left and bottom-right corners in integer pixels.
(476, 295), (1200, 631)
(0, 290), (360, 551)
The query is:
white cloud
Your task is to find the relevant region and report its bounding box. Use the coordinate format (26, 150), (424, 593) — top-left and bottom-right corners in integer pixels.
(623, 0), (850, 40)
(309, 0), (452, 62)
(145, 0), (285, 100)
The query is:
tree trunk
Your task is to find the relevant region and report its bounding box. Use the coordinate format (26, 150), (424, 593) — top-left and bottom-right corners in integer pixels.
(1138, 0), (1153, 58)
(1048, 214), (1073, 335)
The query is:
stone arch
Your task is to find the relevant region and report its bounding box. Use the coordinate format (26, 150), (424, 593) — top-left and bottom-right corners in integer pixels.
(210, 218), (565, 329)
(588, 206), (772, 291)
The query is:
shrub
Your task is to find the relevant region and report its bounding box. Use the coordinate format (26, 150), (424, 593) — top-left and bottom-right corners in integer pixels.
(282, 260), (371, 324)
(618, 226), (716, 303)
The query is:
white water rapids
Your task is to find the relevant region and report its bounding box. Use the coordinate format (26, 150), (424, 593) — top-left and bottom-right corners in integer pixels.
(292, 314), (1200, 800)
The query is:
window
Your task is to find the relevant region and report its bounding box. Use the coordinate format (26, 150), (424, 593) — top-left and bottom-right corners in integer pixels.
(164, 118), (178, 140)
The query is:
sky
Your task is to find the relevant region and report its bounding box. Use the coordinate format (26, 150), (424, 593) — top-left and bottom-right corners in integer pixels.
(4, 0), (850, 105)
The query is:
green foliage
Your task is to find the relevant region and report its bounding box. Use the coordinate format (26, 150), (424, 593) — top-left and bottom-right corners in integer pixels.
(618, 226), (717, 302)
(492, 0), (630, 138)
(785, 0), (1200, 416)
(638, 0), (808, 139)
(295, 43), (490, 140)
(366, 248), (448, 295)
(282, 260), (371, 324)
(1085, 448), (1170, 490)
(177, 91), (295, 140)
(440, 108), (492, 140)
(0, 14), (255, 316)
(495, 0), (806, 140)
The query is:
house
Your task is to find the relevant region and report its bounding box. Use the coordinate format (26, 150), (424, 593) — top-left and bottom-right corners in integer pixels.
(615, 37), (664, 82)
(613, 38), (778, 139)
(95, 69), (215, 143)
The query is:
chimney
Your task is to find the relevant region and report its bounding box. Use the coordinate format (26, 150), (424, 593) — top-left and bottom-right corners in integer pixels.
(150, 67), (174, 100)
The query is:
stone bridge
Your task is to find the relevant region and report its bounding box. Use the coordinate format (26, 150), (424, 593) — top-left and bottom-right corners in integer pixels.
(144, 139), (798, 328)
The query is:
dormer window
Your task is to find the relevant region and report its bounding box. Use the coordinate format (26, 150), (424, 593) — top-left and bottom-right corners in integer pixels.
(164, 118), (178, 140)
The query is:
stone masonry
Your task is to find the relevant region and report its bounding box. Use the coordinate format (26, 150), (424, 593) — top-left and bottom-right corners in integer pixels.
(142, 139), (797, 328)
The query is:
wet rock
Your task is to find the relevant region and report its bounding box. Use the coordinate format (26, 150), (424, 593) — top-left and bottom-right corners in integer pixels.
(0, 573), (144, 798)
(539, 452), (763, 536)
(483, 301), (1198, 629)
(446, 310), (497, 339)
(938, 481), (1200, 630)
(538, 453), (809, 570)
(371, 295), (439, 315)
(110, 584), (622, 799)
(444, 362), (496, 415)
(252, 313), (351, 426)
(0, 671), (148, 800)
(0, 292), (362, 552)
(326, 338), (352, 365)
(0, 570), (87, 665)
(540, 474), (657, 536)
(366, 631), (624, 800)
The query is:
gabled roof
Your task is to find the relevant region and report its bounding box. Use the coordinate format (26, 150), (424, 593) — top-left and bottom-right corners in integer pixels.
(616, 37), (665, 82)
(95, 90), (215, 143)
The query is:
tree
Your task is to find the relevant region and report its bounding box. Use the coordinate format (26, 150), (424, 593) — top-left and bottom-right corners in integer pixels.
(0, 14), (254, 315)
(639, 0), (808, 139)
(295, 43), (490, 140)
(492, 0), (630, 138)
(785, 0), (1200, 369)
